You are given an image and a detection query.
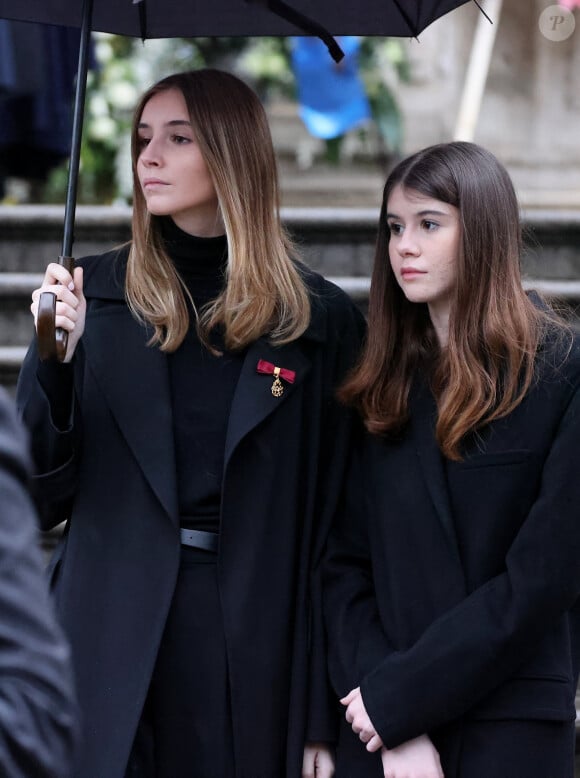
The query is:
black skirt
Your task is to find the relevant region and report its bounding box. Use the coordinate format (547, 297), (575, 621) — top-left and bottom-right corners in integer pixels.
(127, 546), (234, 778)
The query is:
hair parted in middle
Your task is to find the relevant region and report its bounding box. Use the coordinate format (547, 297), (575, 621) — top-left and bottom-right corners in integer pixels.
(340, 141), (563, 460)
(127, 68), (310, 352)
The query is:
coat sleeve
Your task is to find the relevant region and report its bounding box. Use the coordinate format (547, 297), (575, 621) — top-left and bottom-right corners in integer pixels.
(360, 381), (580, 748)
(0, 389), (79, 776)
(306, 292), (367, 742)
(322, 434), (394, 698)
(15, 338), (82, 530)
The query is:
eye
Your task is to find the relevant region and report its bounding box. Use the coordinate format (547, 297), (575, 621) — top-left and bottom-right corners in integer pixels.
(137, 136), (150, 149)
(422, 219), (439, 231)
(171, 134), (191, 145)
(388, 221), (403, 236)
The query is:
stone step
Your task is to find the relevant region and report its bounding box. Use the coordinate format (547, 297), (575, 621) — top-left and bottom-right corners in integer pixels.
(0, 346), (26, 397)
(4, 273), (580, 349)
(4, 272), (580, 304)
(2, 204), (580, 275)
(1, 273), (42, 347)
(0, 205), (132, 273)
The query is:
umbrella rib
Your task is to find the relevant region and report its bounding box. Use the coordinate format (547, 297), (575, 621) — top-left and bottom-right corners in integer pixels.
(392, 0), (419, 37)
(471, 0), (493, 24)
(138, 0), (147, 41)
(246, 0), (344, 62)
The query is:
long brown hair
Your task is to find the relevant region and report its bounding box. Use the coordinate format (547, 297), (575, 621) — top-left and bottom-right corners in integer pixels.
(340, 141), (560, 459)
(126, 69), (310, 351)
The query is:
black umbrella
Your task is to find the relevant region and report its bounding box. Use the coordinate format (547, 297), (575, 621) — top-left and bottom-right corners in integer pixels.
(0, 0), (480, 359)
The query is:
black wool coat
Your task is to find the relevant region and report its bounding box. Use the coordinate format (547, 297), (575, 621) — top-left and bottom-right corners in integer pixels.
(16, 247), (365, 778)
(323, 332), (580, 778)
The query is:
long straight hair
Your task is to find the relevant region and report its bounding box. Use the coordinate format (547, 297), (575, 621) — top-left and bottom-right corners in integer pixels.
(340, 141), (559, 459)
(127, 69), (310, 351)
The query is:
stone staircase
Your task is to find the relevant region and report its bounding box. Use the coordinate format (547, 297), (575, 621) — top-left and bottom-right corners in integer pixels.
(2, 203), (580, 395)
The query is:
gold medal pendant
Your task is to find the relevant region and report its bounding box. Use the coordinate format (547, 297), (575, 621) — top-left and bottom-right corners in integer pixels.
(271, 366), (284, 397)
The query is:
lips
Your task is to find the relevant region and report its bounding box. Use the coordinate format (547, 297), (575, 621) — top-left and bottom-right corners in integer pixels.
(142, 178), (168, 188)
(401, 267), (426, 278)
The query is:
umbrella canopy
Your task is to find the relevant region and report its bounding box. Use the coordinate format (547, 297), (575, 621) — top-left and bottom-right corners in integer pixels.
(0, 1), (473, 39)
(0, 0), (478, 359)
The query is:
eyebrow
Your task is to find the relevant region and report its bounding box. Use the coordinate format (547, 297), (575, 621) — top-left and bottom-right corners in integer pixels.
(137, 119), (192, 130)
(386, 209), (450, 219)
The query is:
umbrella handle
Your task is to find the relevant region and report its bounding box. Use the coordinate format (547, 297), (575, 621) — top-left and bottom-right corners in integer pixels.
(37, 256), (75, 363)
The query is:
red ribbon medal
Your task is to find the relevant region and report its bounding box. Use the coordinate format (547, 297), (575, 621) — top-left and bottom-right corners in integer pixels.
(256, 359), (296, 397)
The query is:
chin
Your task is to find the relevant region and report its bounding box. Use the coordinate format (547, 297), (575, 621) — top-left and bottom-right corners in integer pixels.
(145, 205), (171, 217)
(403, 292), (431, 305)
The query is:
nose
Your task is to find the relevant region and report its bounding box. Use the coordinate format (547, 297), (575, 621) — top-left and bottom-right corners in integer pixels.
(397, 228), (420, 256)
(140, 137), (162, 168)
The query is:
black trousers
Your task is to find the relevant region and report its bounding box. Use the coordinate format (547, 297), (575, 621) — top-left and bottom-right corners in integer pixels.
(127, 547), (234, 778)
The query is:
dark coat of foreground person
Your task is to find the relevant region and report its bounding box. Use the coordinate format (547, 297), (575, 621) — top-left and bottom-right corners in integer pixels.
(18, 68), (368, 778)
(0, 387), (78, 777)
(16, 246), (363, 778)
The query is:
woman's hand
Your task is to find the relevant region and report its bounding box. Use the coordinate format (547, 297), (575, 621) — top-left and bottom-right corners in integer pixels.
(341, 687), (384, 752)
(302, 741), (335, 778)
(381, 734), (444, 778)
(31, 263), (86, 362)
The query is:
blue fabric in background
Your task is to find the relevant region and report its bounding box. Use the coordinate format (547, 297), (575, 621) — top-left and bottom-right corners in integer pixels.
(290, 36), (371, 139)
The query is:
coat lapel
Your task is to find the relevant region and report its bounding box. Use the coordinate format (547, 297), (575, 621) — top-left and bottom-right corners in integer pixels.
(410, 379), (463, 567)
(224, 297), (326, 469)
(83, 309), (178, 524)
(224, 337), (312, 469)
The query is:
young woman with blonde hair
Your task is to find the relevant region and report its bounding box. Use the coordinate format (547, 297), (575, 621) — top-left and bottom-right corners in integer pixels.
(323, 141), (580, 778)
(18, 68), (364, 778)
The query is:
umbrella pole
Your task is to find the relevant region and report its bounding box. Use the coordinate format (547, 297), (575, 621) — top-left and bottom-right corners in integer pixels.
(62, 0), (94, 257)
(37, 0), (94, 361)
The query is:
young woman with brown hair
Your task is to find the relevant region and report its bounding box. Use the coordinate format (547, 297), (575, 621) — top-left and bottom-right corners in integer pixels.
(17, 69), (364, 778)
(323, 141), (580, 777)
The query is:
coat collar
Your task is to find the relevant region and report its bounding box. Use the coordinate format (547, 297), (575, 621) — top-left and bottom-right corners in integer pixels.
(81, 246), (127, 300)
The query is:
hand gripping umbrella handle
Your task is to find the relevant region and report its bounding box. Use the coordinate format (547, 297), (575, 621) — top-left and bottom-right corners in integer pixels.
(37, 256), (75, 363)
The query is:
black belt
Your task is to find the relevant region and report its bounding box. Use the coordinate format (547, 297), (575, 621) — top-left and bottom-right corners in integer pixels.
(179, 528), (219, 553)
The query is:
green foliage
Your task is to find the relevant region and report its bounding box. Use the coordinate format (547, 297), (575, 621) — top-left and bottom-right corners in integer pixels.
(359, 38), (409, 154)
(240, 38), (295, 100)
(43, 34), (409, 203)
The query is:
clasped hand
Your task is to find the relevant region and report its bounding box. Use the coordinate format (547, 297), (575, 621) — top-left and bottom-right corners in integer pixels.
(341, 688), (444, 778)
(341, 687), (383, 752)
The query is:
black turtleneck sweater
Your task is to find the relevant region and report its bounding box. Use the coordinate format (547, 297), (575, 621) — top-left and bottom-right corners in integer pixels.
(162, 218), (244, 534)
